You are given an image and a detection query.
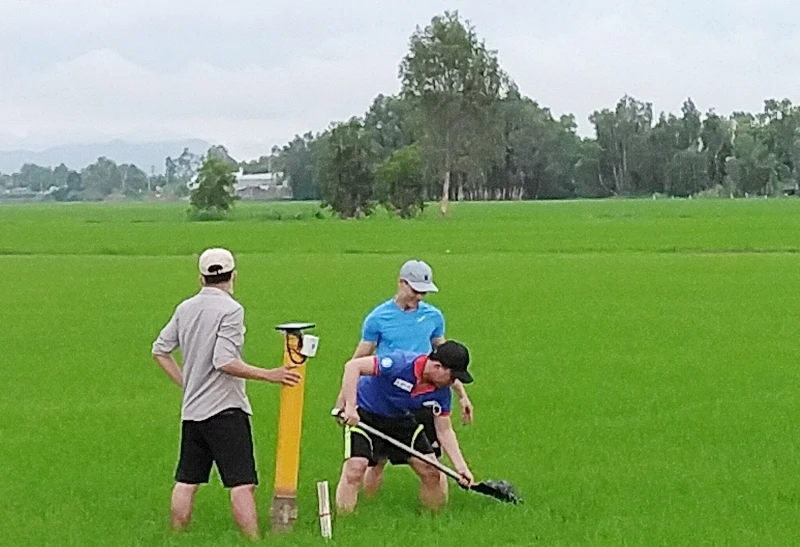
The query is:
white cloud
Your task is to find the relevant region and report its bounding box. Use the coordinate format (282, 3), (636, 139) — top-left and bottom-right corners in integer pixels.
(0, 0), (798, 157)
(498, 12), (800, 135)
(0, 45), (401, 158)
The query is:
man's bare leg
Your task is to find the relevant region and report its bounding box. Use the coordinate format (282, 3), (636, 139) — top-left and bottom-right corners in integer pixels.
(409, 457), (447, 511)
(363, 460), (386, 496)
(171, 482), (199, 531)
(230, 484), (259, 541)
(439, 459), (449, 497)
(336, 457), (369, 514)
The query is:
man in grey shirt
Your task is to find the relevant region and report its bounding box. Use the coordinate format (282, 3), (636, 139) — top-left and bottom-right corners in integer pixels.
(152, 247), (300, 541)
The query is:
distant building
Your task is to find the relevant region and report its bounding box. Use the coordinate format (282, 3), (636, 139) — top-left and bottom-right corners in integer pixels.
(234, 170), (292, 200)
(0, 186), (46, 201)
(782, 182), (799, 196)
(187, 168), (292, 200)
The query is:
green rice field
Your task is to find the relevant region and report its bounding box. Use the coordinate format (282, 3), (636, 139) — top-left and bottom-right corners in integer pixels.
(2, 198), (800, 546)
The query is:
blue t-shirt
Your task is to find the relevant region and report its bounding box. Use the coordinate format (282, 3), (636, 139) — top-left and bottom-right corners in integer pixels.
(357, 350), (452, 418)
(361, 299), (445, 355)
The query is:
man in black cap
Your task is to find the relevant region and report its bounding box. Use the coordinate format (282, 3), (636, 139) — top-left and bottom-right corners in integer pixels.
(334, 340), (475, 514)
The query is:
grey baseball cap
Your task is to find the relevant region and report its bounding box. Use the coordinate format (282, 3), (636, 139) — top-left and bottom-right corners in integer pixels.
(399, 260), (438, 293)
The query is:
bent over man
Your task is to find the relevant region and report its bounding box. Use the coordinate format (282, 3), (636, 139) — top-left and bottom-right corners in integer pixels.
(334, 340), (475, 514)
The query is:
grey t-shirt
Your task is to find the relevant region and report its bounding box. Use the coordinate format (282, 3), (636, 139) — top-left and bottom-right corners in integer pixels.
(152, 287), (252, 421)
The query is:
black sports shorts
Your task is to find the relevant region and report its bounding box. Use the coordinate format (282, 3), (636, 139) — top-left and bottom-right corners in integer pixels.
(175, 407), (258, 488)
(344, 408), (435, 466)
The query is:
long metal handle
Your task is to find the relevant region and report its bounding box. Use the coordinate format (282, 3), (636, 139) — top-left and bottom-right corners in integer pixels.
(334, 409), (464, 482)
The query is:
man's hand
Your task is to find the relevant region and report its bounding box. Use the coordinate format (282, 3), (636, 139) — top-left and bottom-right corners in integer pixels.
(264, 366), (302, 386)
(456, 466), (474, 488)
(452, 379), (473, 425)
(342, 404), (360, 427)
(337, 357), (376, 426)
(459, 396), (474, 425)
(153, 353), (183, 388)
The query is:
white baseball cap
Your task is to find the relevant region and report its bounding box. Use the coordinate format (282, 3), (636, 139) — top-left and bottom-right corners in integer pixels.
(199, 248), (235, 276)
(399, 260), (438, 293)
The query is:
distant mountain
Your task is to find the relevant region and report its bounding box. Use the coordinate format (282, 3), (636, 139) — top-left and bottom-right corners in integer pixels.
(0, 139), (213, 174)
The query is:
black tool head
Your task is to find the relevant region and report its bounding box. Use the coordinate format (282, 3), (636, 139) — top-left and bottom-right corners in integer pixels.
(470, 480), (523, 504)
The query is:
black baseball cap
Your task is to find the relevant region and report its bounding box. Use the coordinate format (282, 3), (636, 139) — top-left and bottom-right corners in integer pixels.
(431, 340), (473, 384)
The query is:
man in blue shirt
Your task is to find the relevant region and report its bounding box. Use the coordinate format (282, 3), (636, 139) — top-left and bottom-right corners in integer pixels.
(358, 259), (447, 356)
(338, 259), (474, 497)
(334, 340), (475, 514)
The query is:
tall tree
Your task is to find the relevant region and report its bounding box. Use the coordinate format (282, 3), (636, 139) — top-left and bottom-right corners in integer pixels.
(165, 148), (202, 187)
(189, 157), (238, 216)
(364, 94), (416, 161)
(590, 95), (653, 195)
(726, 115), (784, 196)
(700, 111), (734, 188)
(400, 10), (508, 215)
(53, 163), (70, 189)
(206, 145), (238, 169)
(119, 164), (150, 195)
(65, 171), (83, 193)
(496, 91), (581, 199)
(317, 118), (377, 218)
(376, 143), (426, 218)
(240, 155), (272, 174)
(678, 98), (702, 151)
(759, 99), (800, 188)
(273, 133), (321, 200)
(51, 169), (83, 202)
(644, 112), (682, 194)
(81, 157), (121, 200)
(17, 163), (54, 192)
(666, 150), (708, 196)
(574, 139), (610, 197)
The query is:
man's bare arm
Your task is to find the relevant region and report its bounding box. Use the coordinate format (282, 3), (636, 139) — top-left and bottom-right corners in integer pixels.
(352, 341), (377, 359)
(434, 414), (472, 485)
(153, 353), (183, 387)
(334, 341), (378, 408)
(219, 359), (301, 386)
(339, 357), (377, 425)
(452, 380), (474, 424)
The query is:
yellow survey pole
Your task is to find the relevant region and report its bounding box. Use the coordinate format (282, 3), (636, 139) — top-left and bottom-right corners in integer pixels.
(270, 322), (316, 533)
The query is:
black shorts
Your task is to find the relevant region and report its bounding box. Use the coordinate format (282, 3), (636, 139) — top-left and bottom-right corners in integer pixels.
(382, 408), (441, 466)
(344, 408), (435, 467)
(411, 407), (442, 460)
(175, 407), (258, 488)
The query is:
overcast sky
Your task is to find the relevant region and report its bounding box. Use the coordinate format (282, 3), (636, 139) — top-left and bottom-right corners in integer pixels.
(1, 0), (798, 160)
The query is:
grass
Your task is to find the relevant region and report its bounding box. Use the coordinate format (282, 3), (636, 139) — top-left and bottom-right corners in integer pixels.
(1, 198), (800, 546)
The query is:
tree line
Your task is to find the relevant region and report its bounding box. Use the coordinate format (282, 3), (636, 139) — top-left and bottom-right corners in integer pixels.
(273, 11), (800, 217)
(0, 145), (237, 202)
(2, 11), (798, 217)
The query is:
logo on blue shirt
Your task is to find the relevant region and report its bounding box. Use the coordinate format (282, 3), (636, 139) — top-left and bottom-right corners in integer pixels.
(423, 400), (443, 416)
(393, 378), (414, 392)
